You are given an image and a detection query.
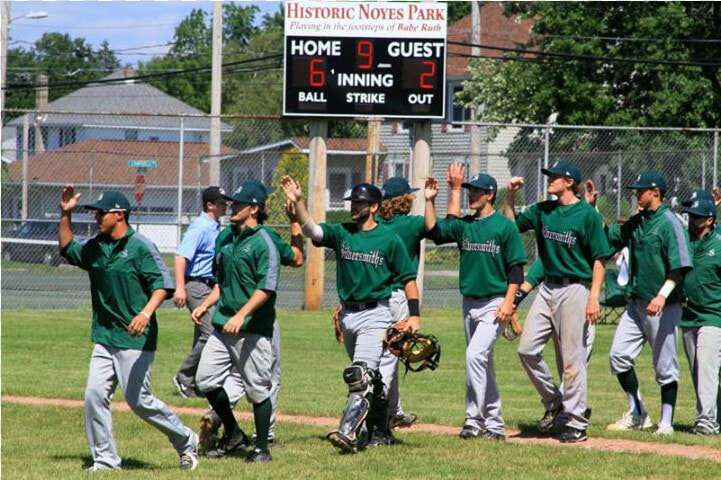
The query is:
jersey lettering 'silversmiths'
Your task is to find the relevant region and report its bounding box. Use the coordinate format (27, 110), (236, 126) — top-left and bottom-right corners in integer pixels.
(340, 245), (385, 267)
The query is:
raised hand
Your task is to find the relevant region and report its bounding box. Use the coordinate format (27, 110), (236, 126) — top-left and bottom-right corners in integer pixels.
(507, 177), (525, 191)
(281, 176), (303, 203)
(713, 187), (721, 207)
(60, 184), (81, 212)
(446, 162), (466, 190)
(285, 199), (298, 222)
(584, 179), (599, 206)
(424, 176), (439, 201)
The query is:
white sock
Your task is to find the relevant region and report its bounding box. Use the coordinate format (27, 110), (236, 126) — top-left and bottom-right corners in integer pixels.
(625, 391), (646, 416)
(660, 404), (674, 426)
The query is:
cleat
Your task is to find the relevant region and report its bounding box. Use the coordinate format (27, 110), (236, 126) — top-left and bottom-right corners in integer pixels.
(180, 432), (199, 470)
(327, 431), (358, 453)
(459, 425), (483, 439)
(653, 423), (674, 436)
(391, 412), (418, 429)
(480, 430), (506, 441)
(558, 426), (587, 443)
(245, 448), (272, 464)
(538, 406), (563, 433)
(606, 410), (652, 431)
(206, 430), (251, 459)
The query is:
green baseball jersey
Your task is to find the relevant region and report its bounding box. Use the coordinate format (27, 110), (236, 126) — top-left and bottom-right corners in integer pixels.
(61, 227), (174, 351)
(525, 258), (545, 288)
(433, 212), (526, 297)
(215, 225), (296, 273)
(213, 225), (281, 337)
(682, 231), (721, 328)
(376, 214), (425, 290)
(606, 205), (692, 303)
(516, 200), (612, 280)
(317, 223), (416, 302)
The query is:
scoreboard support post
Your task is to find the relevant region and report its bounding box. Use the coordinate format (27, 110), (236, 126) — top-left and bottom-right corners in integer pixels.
(305, 120), (328, 310)
(411, 120), (431, 305)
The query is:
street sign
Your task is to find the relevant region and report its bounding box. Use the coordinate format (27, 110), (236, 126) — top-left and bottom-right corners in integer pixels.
(283, 1), (447, 118)
(127, 160), (157, 169)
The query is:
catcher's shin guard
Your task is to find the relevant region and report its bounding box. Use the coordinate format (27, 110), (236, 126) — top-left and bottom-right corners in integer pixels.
(365, 370), (393, 447)
(328, 362), (373, 452)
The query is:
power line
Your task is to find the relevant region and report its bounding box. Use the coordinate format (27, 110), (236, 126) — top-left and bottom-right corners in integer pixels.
(475, 28), (721, 44)
(11, 22), (177, 30)
(447, 40), (721, 67)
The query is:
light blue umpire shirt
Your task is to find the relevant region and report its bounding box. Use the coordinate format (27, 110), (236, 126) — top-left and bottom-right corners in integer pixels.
(176, 212), (221, 278)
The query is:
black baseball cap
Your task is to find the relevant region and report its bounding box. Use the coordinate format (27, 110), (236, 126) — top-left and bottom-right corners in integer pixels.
(222, 180), (274, 207)
(541, 160), (581, 184)
(381, 177), (419, 199)
(344, 183), (382, 203)
(627, 172), (667, 192)
(83, 191), (131, 212)
(683, 198), (717, 219)
(462, 173), (497, 192)
(202, 186), (227, 204)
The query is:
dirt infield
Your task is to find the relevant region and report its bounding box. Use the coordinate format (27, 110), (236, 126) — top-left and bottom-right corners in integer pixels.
(4, 394), (721, 462)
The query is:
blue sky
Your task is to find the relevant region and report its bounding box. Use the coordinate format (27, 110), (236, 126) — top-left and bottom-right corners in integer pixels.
(7, 1), (281, 65)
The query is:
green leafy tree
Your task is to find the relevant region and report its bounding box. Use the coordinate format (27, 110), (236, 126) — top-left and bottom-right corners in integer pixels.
(266, 147), (308, 225)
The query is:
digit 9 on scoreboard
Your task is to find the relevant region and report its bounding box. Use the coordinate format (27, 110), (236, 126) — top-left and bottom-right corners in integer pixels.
(402, 59), (437, 89)
(356, 40), (373, 70)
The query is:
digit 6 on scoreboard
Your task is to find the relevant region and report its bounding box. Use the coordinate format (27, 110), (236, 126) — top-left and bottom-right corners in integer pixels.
(309, 58), (326, 87)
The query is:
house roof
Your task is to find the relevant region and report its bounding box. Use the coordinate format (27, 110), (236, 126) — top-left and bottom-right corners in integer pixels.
(7, 69), (232, 132)
(6, 139), (236, 186)
(447, 4), (533, 79)
(235, 137), (385, 155)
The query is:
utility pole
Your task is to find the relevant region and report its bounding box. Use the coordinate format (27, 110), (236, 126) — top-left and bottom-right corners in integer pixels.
(209, 1), (222, 185)
(411, 121), (432, 304)
(469, 1), (482, 176)
(1, 2), (10, 122)
(305, 120), (328, 310)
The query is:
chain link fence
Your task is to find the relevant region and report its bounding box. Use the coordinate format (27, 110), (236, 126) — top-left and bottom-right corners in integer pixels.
(2, 110), (719, 310)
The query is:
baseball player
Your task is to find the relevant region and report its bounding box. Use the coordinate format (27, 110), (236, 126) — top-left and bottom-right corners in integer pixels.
(502, 160), (612, 443)
(425, 170), (527, 441)
(191, 180), (284, 464)
(375, 176), (425, 429)
(199, 194), (304, 451)
(606, 172), (692, 435)
(58, 186), (199, 471)
(680, 193), (721, 435)
(173, 186), (228, 398)
(281, 176), (421, 453)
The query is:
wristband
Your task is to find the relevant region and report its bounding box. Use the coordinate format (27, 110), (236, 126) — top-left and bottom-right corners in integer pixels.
(513, 289), (529, 307)
(140, 311), (151, 320)
(408, 299), (421, 317)
(658, 279), (676, 299)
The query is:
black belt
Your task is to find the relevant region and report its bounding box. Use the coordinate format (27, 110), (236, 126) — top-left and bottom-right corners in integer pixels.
(544, 275), (589, 287)
(186, 276), (216, 287)
(342, 300), (378, 312)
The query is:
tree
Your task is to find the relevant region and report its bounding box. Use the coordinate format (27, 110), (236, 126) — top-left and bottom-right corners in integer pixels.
(265, 146), (308, 225)
(459, 2), (721, 128)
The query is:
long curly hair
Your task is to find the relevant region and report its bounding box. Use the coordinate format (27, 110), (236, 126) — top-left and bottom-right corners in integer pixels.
(380, 193), (414, 220)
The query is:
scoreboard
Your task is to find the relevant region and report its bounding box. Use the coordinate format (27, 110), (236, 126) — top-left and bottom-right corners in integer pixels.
(283, 2), (447, 119)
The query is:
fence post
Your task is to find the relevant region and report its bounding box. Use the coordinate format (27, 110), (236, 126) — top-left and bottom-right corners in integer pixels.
(616, 156), (622, 220)
(542, 126), (550, 200)
(21, 114), (29, 220)
(305, 120), (327, 310)
(412, 121), (431, 305)
(714, 130), (718, 188)
(702, 152), (706, 189)
(177, 117), (184, 248)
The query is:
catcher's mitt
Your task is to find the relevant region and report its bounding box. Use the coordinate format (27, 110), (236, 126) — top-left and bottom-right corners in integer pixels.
(502, 309), (523, 341)
(383, 321), (441, 373)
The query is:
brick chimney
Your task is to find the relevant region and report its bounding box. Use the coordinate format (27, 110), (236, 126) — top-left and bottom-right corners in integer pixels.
(34, 74), (48, 153)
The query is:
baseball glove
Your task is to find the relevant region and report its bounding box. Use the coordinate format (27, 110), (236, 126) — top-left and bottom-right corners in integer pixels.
(502, 308), (523, 341)
(383, 320), (441, 373)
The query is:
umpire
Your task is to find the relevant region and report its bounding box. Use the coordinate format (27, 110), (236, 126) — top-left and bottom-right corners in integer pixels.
(173, 186), (228, 397)
(58, 186), (199, 471)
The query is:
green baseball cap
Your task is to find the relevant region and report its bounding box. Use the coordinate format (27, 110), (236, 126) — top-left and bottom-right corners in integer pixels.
(627, 172), (667, 191)
(682, 189), (713, 207)
(541, 160), (581, 184)
(223, 180), (275, 207)
(381, 177), (419, 199)
(83, 191), (132, 212)
(461, 172), (497, 192)
(684, 198), (717, 218)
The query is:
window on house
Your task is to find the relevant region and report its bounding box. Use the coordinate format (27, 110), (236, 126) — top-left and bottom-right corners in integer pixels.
(124, 130), (139, 141)
(396, 121), (412, 134)
(449, 86), (470, 130)
(59, 127), (76, 147)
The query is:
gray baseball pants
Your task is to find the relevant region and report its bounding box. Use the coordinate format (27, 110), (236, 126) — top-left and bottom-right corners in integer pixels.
(609, 299), (680, 386)
(682, 325), (721, 433)
(341, 300), (393, 377)
(463, 295), (506, 435)
(175, 280), (214, 389)
(518, 282), (589, 431)
(196, 328), (273, 404)
(380, 289), (408, 417)
(84, 343), (195, 470)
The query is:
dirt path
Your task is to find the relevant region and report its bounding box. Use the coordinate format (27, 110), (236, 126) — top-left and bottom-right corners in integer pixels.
(5, 394), (721, 462)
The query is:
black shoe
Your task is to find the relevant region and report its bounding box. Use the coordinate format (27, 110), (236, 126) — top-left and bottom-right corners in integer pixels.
(391, 413), (418, 429)
(538, 406), (563, 433)
(245, 448), (272, 464)
(367, 429), (395, 447)
(557, 426), (587, 443)
(459, 425), (483, 439)
(327, 431), (358, 453)
(480, 430), (506, 441)
(206, 430), (251, 459)
(584, 408), (592, 420)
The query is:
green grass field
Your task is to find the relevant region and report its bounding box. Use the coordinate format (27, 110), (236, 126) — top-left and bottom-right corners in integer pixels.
(3, 308), (721, 478)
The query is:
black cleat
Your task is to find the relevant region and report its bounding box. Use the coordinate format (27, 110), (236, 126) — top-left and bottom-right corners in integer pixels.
(459, 425), (483, 439)
(367, 430), (395, 447)
(558, 426), (588, 443)
(538, 406), (564, 433)
(245, 448), (272, 464)
(327, 431), (358, 453)
(391, 413), (418, 429)
(206, 430), (251, 459)
(584, 407), (592, 420)
(480, 430), (506, 441)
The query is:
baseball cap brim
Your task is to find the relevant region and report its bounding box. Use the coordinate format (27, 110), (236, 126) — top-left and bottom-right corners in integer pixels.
(461, 182), (493, 190)
(82, 202), (130, 212)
